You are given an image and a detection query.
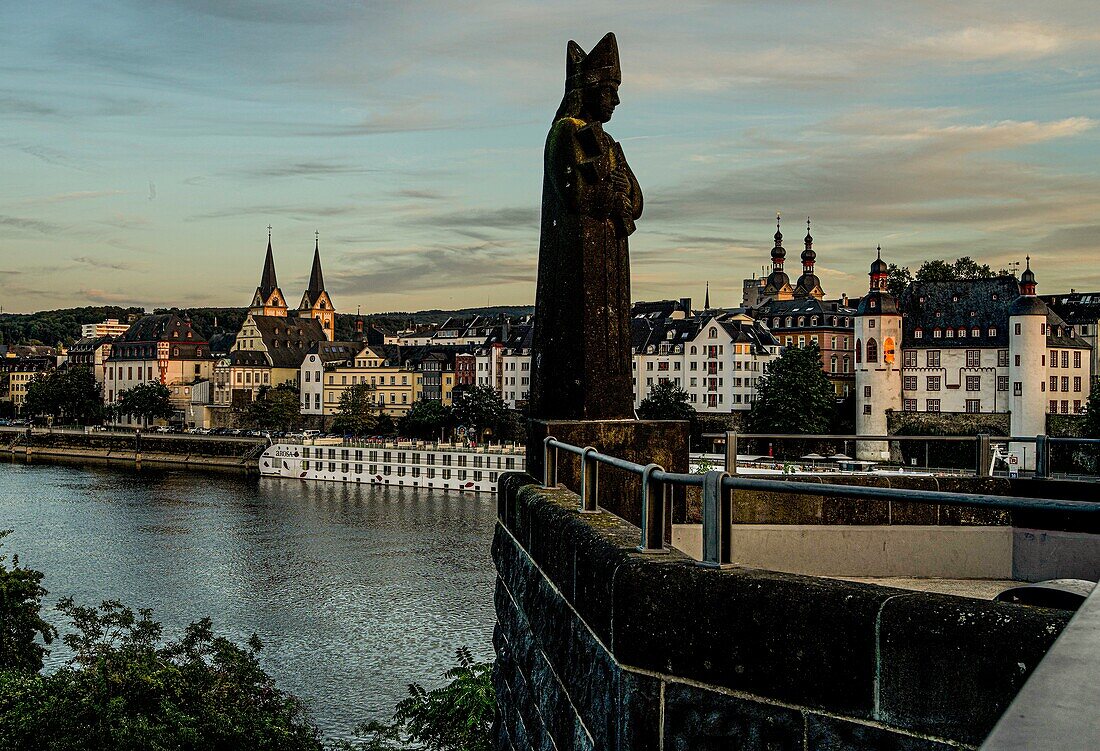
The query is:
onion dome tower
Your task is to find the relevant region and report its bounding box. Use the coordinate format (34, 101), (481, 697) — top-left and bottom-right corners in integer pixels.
(854, 246), (902, 461)
(1009, 255), (1048, 468)
(249, 226), (288, 318)
(793, 217), (825, 300)
(760, 213), (793, 301)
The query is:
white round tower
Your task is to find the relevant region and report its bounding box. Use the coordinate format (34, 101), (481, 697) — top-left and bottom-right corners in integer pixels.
(854, 248), (903, 461)
(1008, 256), (1047, 470)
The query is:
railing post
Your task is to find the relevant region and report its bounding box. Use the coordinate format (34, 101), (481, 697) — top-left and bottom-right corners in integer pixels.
(725, 431), (738, 475)
(637, 463), (669, 553)
(542, 435), (558, 488)
(699, 470), (733, 568)
(976, 433), (991, 477)
(1035, 435), (1050, 479)
(580, 446), (599, 513)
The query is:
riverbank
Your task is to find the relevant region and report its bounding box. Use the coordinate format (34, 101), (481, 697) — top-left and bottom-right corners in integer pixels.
(1, 429), (264, 473)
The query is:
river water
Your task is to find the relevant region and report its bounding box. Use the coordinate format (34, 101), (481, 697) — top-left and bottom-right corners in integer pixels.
(0, 460), (498, 738)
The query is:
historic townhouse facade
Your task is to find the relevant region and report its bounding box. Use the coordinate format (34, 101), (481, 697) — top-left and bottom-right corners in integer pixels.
(67, 335), (114, 386)
(104, 314), (213, 425)
(854, 254), (1091, 466)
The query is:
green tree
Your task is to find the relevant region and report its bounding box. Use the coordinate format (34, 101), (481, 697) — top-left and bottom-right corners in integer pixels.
(0, 531), (56, 673)
(331, 383), (387, 437)
(245, 384), (301, 432)
(336, 647), (493, 751)
(0, 599), (324, 751)
(887, 256), (1007, 298)
(114, 382), (173, 426)
(637, 380), (695, 421)
(450, 385), (509, 440)
(22, 367), (104, 425)
(399, 399), (451, 440)
(747, 344), (836, 435)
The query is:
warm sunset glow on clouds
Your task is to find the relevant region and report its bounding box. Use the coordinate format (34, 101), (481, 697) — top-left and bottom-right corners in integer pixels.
(1, 1), (1098, 313)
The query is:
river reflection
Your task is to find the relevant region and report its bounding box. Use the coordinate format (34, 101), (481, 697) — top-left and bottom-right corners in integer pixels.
(0, 460), (497, 737)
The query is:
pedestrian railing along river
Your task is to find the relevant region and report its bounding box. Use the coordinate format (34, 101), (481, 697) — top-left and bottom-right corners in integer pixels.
(700, 432), (1100, 479)
(540, 436), (1100, 568)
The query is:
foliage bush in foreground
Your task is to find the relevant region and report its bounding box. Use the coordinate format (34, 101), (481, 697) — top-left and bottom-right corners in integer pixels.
(0, 532), (494, 751)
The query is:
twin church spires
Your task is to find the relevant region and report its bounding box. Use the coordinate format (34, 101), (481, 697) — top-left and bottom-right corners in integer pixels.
(249, 227), (335, 341)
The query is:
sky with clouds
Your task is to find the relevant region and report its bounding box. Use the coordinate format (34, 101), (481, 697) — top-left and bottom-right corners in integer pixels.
(1, 0), (1098, 314)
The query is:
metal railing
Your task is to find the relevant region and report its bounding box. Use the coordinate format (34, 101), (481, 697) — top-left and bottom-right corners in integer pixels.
(541, 436), (1100, 567)
(698, 432), (1100, 479)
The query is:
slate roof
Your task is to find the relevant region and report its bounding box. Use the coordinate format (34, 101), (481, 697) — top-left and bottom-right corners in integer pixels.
(69, 335), (113, 354)
(229, 350), (269, 367)
(207, 331), (237, 357)
(1042, 292), (1100, 326)
(249, 315), (326, 368)
(117, 314), (206, 343)
(898, 277), (1019, 348)
(308, 341), (362, 364)
(757, 297), (856, 332)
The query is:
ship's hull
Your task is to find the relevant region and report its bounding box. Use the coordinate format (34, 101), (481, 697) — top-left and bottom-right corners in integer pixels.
(259, 443), (524, 494)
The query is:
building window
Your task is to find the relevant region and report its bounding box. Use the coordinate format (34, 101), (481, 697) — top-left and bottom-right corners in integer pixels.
(1074, 376), (1082, 392)
(864, 385), (871, 398)
(1015, 323), (1021, 335)
(966, 376), (980, 391)
(998, 350), (1009, 367)
(868, 319), (875, 329)
(903, 376), (917, 391)
(1062, 351), (1070, 369)
(965, 400), (980, 414)
(1049, 400), (1058, 414)
(1050, 376), (1058, 392)
(1075, 351), (1082, 368)
(926, 351), (940, 368)
(863, 404), (872, 415)
(926, 376), (941, 391)
(998, 376), (1008, 391)
(1061, 400), (1069, 414)
(966, 350), (980, 368)
(855, 339), (862, 364)
(1062, 376), (1069, 393)
(903, 399), (917, 412)
(866, 338), (878, 363)
(1051, 350), (1059, 368)
(1014, 382), (1022, 395)
(926, 399), (940, 412)
(904, 350), (916, 368)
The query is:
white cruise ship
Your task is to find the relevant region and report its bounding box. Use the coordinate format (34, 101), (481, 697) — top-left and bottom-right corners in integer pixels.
(259, 439), (526, 493)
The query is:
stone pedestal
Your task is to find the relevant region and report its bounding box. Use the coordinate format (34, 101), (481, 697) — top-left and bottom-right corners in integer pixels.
(527, 419), (690, 528)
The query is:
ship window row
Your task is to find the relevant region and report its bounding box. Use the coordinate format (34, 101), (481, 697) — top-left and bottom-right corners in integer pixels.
(300, 462), (498, 483)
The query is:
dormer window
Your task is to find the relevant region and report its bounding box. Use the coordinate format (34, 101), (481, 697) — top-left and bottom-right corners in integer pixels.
(870, 300), (876, 309)
(914, 329), (923, 339)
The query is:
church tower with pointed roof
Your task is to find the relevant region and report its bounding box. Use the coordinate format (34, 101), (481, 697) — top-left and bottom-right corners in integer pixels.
(298, 232), (336, 341)
(249, 227), (288, 318)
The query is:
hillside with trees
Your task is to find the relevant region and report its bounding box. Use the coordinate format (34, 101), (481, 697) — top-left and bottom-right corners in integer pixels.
(1, 304), (534, 347)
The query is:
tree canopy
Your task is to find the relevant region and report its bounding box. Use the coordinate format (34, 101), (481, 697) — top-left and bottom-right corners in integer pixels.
(637, 380), (695, 422)
(885, 256), (1008, 298)
(746, 344), (836, 435)
(114, 382), (173, 426)
(0, 531), (55, 674)
(399, 399), (450, 440)
(331, 383), (390, 437)
(450, 386), (510, 440)
(244, 384), (301, 432)
(22, 367), (104, 424)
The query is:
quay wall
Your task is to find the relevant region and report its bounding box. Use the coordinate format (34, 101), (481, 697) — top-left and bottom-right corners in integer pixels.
(493, 472), (1071, 750)
(1, 431), (263, 473)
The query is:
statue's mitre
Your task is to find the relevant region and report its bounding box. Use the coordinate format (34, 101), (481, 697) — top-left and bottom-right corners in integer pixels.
(566, 32), (621, 88)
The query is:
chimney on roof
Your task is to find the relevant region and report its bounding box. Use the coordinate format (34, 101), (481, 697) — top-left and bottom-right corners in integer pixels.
(842, 293), (849, 306)
(679, 297), (692, 313)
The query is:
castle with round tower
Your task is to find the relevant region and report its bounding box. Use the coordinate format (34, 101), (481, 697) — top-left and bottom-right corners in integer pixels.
(853, 251), (1092, 468)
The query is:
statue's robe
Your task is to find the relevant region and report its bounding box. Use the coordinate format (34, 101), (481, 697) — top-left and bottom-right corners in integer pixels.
(530, 116), (643, 420)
